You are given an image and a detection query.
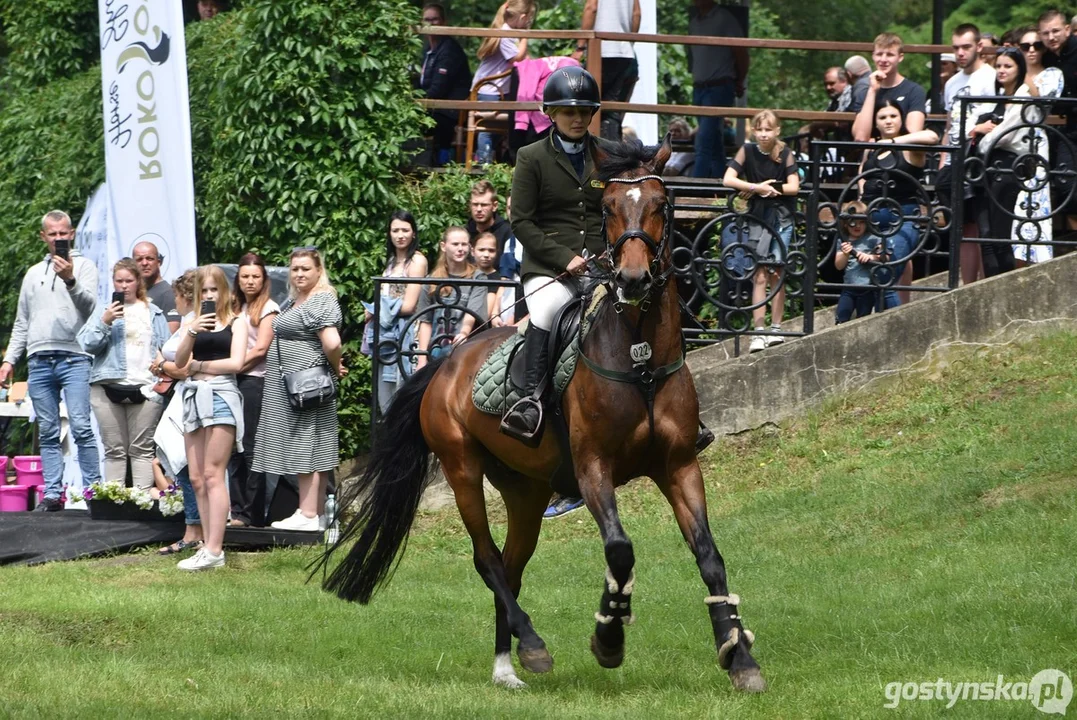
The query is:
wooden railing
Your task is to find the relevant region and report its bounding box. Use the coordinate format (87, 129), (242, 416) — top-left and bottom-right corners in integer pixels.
(419, 26), (953, 128)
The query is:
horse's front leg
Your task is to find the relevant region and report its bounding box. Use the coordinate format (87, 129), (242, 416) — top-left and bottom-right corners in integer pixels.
(658, 457), (766, 693)
(578, 460), (637, 669)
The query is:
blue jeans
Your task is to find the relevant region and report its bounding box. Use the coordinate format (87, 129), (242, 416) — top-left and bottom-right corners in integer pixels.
(176, 466), (200, 525)
(693, 83), (736, 178)
(27, 352), (101, 500)
(836, 288), (882, 323)
(476, 92), (500, 165)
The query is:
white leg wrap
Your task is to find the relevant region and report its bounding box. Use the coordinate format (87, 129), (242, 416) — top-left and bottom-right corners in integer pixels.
(717, 627), (739, 670)
(704, 593), (740, 606)
(596, 611), (636, 625)
(605, 567), (636, 596)
(492, 652), (527, 689)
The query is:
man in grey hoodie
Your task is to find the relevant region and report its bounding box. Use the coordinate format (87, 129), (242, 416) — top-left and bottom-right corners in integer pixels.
(1, 210), (102, 510)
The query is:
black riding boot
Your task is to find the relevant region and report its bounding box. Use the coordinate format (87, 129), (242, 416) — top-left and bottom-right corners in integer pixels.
(500, 327), (551, 447)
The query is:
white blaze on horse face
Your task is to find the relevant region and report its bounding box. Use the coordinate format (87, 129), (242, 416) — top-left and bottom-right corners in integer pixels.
(626, 188), (642, 204)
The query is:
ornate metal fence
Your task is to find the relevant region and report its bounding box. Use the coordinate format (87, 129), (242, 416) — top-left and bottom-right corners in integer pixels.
(369, 276), (520, 424)
(369, 96), (1076, 423)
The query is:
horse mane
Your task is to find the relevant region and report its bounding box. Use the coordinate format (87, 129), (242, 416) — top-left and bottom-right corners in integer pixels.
(596, 138), (661, 182)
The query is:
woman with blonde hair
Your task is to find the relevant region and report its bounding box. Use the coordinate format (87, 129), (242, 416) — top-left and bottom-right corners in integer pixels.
(471, 0), (536, 163)
(415, 226), (488, 369)
(77, 257), (171, 489)
(174, 264), (249, 570)
(254, 247), (345, 532)
(722, 109), (800, 352)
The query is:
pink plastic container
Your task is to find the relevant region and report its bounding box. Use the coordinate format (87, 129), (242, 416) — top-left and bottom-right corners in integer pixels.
(0, 485), (31, 512)
(0, 456), (8, 477)
(13, 456), (43, 488)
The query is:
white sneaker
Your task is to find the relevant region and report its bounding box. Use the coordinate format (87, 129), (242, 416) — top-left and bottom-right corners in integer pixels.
(748, 336), (766, 353)
(271, 510), (321, 532)
(177, 548), (225, 571)
(766, 334), (785, 347)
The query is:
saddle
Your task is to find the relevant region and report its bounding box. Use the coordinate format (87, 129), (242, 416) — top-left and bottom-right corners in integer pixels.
(472, 284), (607, 495)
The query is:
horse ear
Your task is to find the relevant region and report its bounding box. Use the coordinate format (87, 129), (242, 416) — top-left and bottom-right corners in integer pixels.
(651, 132), (673, 175)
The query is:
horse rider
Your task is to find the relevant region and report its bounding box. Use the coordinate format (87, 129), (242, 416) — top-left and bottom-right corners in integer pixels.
(501, 65), (715, 455)
(501, 65), (606, 447)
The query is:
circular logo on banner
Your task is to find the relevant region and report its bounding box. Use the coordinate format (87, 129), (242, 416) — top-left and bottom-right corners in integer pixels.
(131, 232), (173, 280)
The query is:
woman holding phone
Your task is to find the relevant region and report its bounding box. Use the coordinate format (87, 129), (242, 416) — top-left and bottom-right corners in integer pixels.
(77, 258), (170, 490)
(174, 265), (248, 571)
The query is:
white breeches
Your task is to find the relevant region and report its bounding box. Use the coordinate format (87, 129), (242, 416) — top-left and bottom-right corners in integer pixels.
(522, 275), (576, 331)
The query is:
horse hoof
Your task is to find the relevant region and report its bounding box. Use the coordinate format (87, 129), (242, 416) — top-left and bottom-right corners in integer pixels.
(517, 645), (554, 673)
(492, 673), (528, 690)
(730, 667), (767, 693)
(590, 634), (625, 669)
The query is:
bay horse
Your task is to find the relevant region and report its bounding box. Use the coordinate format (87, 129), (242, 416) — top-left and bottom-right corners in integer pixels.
(318, 136), (765, 693)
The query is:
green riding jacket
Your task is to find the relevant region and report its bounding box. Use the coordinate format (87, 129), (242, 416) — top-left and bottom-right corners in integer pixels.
(511, 133), (608, 280)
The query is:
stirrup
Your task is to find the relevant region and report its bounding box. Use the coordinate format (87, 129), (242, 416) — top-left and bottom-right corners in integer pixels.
(500, 396), (545, 447)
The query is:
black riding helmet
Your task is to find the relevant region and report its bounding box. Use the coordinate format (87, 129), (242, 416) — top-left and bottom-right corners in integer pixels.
(542, 66), (601, 113)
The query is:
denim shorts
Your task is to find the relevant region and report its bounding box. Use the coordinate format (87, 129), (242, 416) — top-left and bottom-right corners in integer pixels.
(199, 393), (236, 428)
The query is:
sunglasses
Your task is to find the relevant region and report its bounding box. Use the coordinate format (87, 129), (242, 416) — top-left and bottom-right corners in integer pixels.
(1018, 41), (1046, 52)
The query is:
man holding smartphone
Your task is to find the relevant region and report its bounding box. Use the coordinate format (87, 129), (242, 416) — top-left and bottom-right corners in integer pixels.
(0, 210), (102, 511)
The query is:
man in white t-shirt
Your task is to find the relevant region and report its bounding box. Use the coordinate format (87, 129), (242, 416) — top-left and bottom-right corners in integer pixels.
(937, 22), (996, 285)
(944, 23), (997, 151)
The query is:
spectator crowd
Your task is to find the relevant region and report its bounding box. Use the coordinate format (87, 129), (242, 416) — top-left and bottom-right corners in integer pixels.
(420, 2), (1077, 331)
(2, 213), (345, 571)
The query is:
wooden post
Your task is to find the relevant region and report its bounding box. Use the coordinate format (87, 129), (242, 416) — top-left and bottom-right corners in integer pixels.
(587, 38), (603, 136)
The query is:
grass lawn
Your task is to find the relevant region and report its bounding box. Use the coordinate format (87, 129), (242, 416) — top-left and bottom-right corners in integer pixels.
(2, 333), (1077, 719)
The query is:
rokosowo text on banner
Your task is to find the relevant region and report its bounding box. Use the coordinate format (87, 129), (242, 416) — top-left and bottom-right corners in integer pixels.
(98, 0), (197, 285)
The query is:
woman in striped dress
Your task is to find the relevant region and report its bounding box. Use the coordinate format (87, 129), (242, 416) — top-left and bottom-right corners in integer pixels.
(253, 247), (346, 532)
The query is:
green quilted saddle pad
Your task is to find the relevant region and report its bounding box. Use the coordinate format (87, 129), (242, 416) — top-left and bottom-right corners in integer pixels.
(472, 285), (607, 415)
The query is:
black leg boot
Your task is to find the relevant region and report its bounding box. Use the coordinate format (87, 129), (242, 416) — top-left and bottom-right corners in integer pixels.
(500, 327), (551, 447)
(696, 420), (715, 454)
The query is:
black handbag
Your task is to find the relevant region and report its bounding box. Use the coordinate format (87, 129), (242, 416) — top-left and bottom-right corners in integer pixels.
(276, 340), (336, 410)
(102, 383), (146, 404)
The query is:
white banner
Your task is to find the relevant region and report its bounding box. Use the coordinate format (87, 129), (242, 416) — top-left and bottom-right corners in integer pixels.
(98, 0), (196, 284)
(76, 183), (112, 302)
(623, 0), (657, 145)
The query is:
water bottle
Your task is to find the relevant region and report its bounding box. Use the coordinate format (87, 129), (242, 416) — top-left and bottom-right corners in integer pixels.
(324, 494), (339, 544)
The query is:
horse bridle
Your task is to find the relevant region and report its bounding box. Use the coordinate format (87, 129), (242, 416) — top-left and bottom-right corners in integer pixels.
(580, 172), (685, 440)
(602, 174), (676, 286)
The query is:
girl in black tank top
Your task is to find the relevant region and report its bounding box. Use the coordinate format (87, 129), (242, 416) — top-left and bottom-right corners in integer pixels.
(723, 110), (801, 352)
(857, 100), (939, 305)
(858, 99), (938, 205)
(172, 266), (250, 570)
(192, 324), (234, 361)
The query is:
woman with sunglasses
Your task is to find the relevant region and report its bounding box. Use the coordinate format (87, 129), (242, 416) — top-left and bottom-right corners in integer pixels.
(1013, 27), (1062, 264)
(972, 46), (1031, 277)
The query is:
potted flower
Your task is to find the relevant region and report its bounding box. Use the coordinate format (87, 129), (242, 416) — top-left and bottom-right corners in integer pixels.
(72, 481), (184, 523)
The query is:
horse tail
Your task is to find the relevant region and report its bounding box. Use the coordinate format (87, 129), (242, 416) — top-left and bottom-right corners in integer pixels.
(316, 356), (447, 604)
